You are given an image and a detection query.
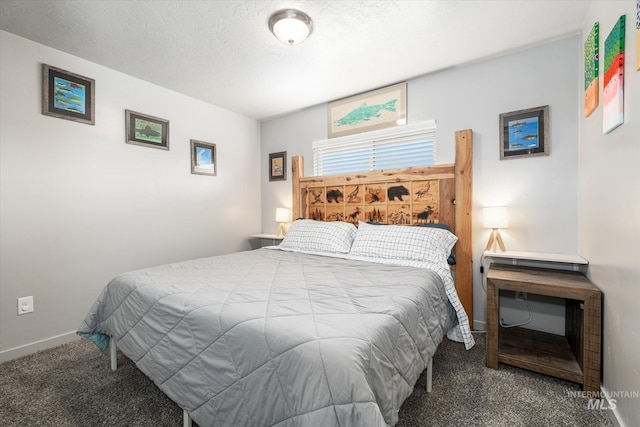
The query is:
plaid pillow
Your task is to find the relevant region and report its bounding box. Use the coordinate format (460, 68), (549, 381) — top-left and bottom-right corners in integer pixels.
(349, 221), (458, 265)
(279, 219), (357, 254)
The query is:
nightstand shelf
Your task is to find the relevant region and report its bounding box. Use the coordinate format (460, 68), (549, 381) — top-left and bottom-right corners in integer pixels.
(249, 234), (284, 247)
(499, 326), (583, 384)
(486, 263), (602, 392)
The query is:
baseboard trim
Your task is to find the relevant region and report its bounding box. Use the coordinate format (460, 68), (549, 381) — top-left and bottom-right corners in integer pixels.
(601, 385), (625, 427)
(0, 331), (79, 363)
(473, 319), (486, 331)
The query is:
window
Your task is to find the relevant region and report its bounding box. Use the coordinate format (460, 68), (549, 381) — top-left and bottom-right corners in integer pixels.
(312, 120), (436, 176)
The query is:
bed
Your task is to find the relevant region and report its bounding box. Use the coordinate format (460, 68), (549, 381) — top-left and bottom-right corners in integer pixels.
(78, 129), (474, 427)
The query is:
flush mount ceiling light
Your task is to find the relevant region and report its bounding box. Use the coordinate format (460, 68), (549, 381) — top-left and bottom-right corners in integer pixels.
(269, 9), (313, 46)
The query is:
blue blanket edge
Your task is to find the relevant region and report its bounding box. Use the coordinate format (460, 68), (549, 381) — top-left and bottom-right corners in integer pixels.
(77, 331), (110, 352)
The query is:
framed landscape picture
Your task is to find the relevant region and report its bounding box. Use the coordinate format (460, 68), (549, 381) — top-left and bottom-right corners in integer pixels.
(328, 82), (407, 138)
(191, 140), (217, 176)
(269, 151), (286, 181)
(125, 110), (169, 150)
(499, 105), (549, 160)
(42, 64), (95, 125)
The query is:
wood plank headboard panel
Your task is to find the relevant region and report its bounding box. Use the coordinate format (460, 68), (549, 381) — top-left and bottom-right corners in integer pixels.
(291, 129), (474, 324)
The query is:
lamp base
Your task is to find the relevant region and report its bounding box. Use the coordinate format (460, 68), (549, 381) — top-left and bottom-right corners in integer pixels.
(485, 229), (506, 252)
(276, 223), (287, 238)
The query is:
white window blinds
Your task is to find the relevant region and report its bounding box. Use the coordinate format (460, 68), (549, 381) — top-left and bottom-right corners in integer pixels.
(312, 120), (436, 176)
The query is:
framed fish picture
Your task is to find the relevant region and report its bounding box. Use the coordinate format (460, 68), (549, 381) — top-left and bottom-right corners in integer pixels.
(42, 64), (95, 125)
(191, 140), (216, 176)
(125, 110), (169, 150)
(327, 82), (407, 138)
(499, 105), (549, 160)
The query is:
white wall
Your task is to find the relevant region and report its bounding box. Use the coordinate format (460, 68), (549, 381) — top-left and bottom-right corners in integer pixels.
(261, 36), (581, 333)
(578, 2), (640, 426)
(0, 31), (261, 361)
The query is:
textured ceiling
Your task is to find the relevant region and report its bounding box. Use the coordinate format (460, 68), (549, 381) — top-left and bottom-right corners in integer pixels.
(0, 1), (591, 121)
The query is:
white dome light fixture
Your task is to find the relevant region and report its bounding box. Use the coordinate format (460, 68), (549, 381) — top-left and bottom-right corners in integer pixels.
(269, 9), (313, 46)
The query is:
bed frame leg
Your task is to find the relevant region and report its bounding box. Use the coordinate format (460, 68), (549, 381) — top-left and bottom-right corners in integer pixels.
(110, 337), (118, 371)
(183, 409), (192, 427)
(425, 357), (433, 393)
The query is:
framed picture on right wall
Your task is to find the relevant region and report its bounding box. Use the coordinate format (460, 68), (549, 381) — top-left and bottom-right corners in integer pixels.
(499, 105), (549, 160)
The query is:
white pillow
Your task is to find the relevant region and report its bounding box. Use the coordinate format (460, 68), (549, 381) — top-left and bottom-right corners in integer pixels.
(279, 219), (357, 254)
(349, 221), (458, 265)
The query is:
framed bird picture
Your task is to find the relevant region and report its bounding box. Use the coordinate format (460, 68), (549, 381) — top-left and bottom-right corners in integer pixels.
(190, 140), (216, 176)
(269, 151), (287, 181)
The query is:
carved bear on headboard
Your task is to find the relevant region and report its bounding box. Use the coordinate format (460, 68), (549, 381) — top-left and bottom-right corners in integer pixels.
(388, 185), (409, 201)
(326, 189), (343, 203)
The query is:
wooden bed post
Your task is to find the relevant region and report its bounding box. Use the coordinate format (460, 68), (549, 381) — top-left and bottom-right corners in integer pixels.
(454, 129), (473, 326)
(291, 156), (304, 220)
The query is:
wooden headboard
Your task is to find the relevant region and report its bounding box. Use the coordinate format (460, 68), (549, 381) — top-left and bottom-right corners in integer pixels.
(291, 129), (473, 324)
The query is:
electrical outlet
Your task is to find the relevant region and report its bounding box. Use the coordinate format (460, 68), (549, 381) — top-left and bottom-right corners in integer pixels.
(515, 291), (527, 301)
(18, 296), (34, 315)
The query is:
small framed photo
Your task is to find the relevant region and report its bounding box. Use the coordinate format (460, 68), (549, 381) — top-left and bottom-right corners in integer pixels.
(42, 64), (95, 125)
(191, 140), (217, 176)
(125, 110), (169, 150)
(499, 105), (549, 160)
(269, 151), (287, 181)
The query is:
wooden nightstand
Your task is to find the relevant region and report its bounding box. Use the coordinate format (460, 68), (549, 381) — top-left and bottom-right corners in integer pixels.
(485, 263), (602, 392)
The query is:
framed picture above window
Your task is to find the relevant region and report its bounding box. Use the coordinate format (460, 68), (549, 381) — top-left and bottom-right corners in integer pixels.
(499, 105), (549, 160)
(269, 151), (287, 181)
(42, 64), (95, 125)
(191, 140), (216, 176)
(125, 110), (169, 150)
(328, 82), (407, 139)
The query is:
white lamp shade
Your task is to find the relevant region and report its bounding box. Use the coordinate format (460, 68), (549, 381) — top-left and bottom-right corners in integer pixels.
(483, 207), (509, 229)
(275, 208), (291, 223)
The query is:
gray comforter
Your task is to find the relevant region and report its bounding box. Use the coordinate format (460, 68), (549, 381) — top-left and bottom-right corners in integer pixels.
(78, 249), (458, 426)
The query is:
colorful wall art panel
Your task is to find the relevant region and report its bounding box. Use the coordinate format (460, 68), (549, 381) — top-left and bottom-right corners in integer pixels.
(584, 22), (599, 117)
(603, 15), (626, 134)
(636, 0), (639, 70)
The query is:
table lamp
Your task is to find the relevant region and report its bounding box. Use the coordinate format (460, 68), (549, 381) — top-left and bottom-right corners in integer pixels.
(275, 208), (291, 237)
(483, 206), (508, 252)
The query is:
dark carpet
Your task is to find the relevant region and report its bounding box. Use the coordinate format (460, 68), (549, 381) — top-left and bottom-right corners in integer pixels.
(0, 332), (612, 426)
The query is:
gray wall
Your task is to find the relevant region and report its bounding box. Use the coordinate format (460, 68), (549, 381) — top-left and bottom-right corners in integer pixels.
(578, 2), (640, 425)
(261, 35), (581, 333)
(0, 31), (261, 361)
